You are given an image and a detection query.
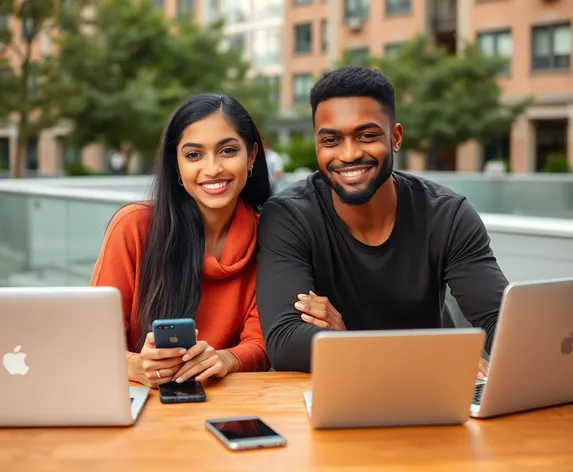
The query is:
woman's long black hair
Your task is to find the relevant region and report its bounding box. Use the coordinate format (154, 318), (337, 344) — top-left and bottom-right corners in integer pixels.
(135, 93), (270, 351)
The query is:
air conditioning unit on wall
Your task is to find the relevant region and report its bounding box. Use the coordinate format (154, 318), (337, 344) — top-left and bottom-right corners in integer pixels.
(346, 17), (363, 32)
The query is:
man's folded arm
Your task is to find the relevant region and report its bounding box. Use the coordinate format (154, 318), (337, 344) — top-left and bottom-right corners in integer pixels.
(256, 199), (324, 372)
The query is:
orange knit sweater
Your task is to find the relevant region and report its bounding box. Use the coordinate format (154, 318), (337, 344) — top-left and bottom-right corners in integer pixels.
(90, 199), (270, 372)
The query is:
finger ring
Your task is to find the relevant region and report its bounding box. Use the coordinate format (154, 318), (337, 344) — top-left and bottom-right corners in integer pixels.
(156, 370), (162, 379)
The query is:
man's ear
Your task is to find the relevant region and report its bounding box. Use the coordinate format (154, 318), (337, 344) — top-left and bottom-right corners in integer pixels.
(391, 123), (403, 152)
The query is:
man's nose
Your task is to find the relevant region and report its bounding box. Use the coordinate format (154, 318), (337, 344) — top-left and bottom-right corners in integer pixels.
(341, 138), (362, 162)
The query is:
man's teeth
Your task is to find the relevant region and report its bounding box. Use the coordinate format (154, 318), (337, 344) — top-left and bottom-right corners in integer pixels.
(340, 169), (368, 177)
(202, 182), (228, 189)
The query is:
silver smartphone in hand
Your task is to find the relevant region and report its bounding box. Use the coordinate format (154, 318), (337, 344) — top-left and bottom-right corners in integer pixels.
(205, 416), (287, 451)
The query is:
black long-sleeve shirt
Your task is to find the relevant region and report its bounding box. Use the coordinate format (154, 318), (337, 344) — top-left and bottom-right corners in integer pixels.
(256, 171), (509, 372)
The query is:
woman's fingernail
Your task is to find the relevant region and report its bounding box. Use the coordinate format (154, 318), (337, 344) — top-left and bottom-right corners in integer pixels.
(295, 302), (304, 309)
(175, 377), (183, 383)
(179, 349), (187, 355)
(298, 294), (309, 300)
(182, 354), (190, 362)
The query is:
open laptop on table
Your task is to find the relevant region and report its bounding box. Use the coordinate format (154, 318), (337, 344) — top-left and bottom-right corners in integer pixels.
(303, 328), (485, 429)
(470, 277), (573, 419)
(0, 286), (149, 427)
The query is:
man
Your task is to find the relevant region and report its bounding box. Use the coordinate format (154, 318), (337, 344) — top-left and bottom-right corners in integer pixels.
(255, 66), (509, 374)
(264, 143), (284, 193)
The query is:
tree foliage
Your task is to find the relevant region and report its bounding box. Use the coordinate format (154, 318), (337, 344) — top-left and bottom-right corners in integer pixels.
(50, 0), (274, 167)
(341, 35), (531, 168)
(0, 0), (65, 177)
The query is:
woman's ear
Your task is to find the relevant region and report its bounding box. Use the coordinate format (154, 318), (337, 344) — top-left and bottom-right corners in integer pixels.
(248, 142), (259, 168)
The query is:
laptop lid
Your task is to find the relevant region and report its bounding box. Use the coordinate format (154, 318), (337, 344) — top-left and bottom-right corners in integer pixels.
(0, 286), (141, 427)
(471, 278), (573, 418)
(308, 328), (485, 429)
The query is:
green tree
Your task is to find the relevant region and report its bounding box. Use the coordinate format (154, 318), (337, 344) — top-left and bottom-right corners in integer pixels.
(342, 35), (531, 169)
(50, 0), (274, 170)
(0, 0), (68, 177)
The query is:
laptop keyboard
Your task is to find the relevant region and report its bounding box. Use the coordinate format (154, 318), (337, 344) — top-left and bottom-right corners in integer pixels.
(473, 383), (485, 405)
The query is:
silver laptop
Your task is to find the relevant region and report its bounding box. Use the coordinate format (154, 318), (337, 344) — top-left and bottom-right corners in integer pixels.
(303, 328), (485, 429)
(470, 278), (573, 419)
(0, 286), (149, 427)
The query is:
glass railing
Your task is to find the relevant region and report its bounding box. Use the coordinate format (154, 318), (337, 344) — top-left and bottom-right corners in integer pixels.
(2, 172), (573, 288)
(411, 172), (573, 219)
(0, 186), (135, 287)
(277, 171), (573, 219)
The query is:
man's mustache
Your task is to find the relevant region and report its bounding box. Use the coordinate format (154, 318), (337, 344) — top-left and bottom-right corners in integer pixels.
(327, 157), (378, 172)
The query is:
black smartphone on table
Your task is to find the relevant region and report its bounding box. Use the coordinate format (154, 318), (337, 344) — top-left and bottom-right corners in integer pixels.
(151, 318), (206, 403)
(205, 416), (287, 451)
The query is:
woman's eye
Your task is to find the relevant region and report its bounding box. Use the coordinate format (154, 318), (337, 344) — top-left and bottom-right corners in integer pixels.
(360, 133), (378, 140)
(221, 147), (238, 155)
(185, 151), (201, 159)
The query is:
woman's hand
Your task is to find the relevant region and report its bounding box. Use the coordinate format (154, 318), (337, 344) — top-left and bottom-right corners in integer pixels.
(295, 291), (346, 331)
(171, 333), (239, 383)
(129, 332), (187, 388)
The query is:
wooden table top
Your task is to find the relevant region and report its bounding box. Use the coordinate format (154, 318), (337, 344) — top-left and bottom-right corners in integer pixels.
(1, 372), (573, 472)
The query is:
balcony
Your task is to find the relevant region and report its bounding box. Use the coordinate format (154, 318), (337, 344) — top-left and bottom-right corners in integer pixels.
(431, 0), (457, 36)
(1, 173), (572, 289)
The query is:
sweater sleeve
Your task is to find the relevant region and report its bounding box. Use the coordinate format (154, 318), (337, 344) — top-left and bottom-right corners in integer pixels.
(256, 199), (323, 373)
(444, 198), (509, 354)
(226, 297), (271, 372)
(90, 205), (146, 332)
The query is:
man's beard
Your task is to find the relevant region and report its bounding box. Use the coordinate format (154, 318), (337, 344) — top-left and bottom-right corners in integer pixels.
(318, 150), (394, 206)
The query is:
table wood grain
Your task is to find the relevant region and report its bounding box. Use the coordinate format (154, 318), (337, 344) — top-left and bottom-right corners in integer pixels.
(1, 372), (573, 471)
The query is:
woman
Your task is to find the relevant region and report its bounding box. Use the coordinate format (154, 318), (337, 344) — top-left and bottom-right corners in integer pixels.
(90, 93), (271, 388)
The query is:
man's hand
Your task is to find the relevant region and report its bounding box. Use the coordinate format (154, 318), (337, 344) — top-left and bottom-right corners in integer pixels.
(478, 357), (489, 381)
(295, 291), (346, 330)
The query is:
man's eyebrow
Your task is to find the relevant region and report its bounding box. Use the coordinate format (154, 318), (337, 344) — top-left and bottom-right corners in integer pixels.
(317, 127), (339, 135)
(354, 122), (382, 132)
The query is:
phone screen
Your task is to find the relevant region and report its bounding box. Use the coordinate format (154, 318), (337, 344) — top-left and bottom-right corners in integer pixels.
(208, 418), (281, 441)
(159, 380), (204, 398)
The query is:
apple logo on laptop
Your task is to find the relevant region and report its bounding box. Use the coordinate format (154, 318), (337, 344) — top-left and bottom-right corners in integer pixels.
(561, 333), (573, 355)
(2, 345), (30, 375)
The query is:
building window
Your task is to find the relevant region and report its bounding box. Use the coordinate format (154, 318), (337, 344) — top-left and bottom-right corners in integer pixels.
(226, 33), (245, 52)
(344, 0), (369, 21)
(205, 0), (221, 23)
(294, 23), (312, 54)
(27, 137), (38, 171)
(293, 0), (312, 4)
(253, 0), (282, 20)
(21, 18), (36, 40)
(252, 28), (281, 68)
(0, 14), (9, 31)
(532, 23), (571, 71)
(261, 75), (280, 104)
(26, 62), (37, 101)
(0, 138), (9, 171)
(177, 0), (194, 17)
(222, 0), (248, 25)
(386, 0), (411, 15)
(320, 19), (327, 52)
(345, 47), (369, 66)
(385, 42), (402, 57)
(477, 29), (512, 74)
(292, 74), (314, 104)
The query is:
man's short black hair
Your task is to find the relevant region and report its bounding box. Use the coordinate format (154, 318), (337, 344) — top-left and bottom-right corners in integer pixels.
(309, 66), (395, 123)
